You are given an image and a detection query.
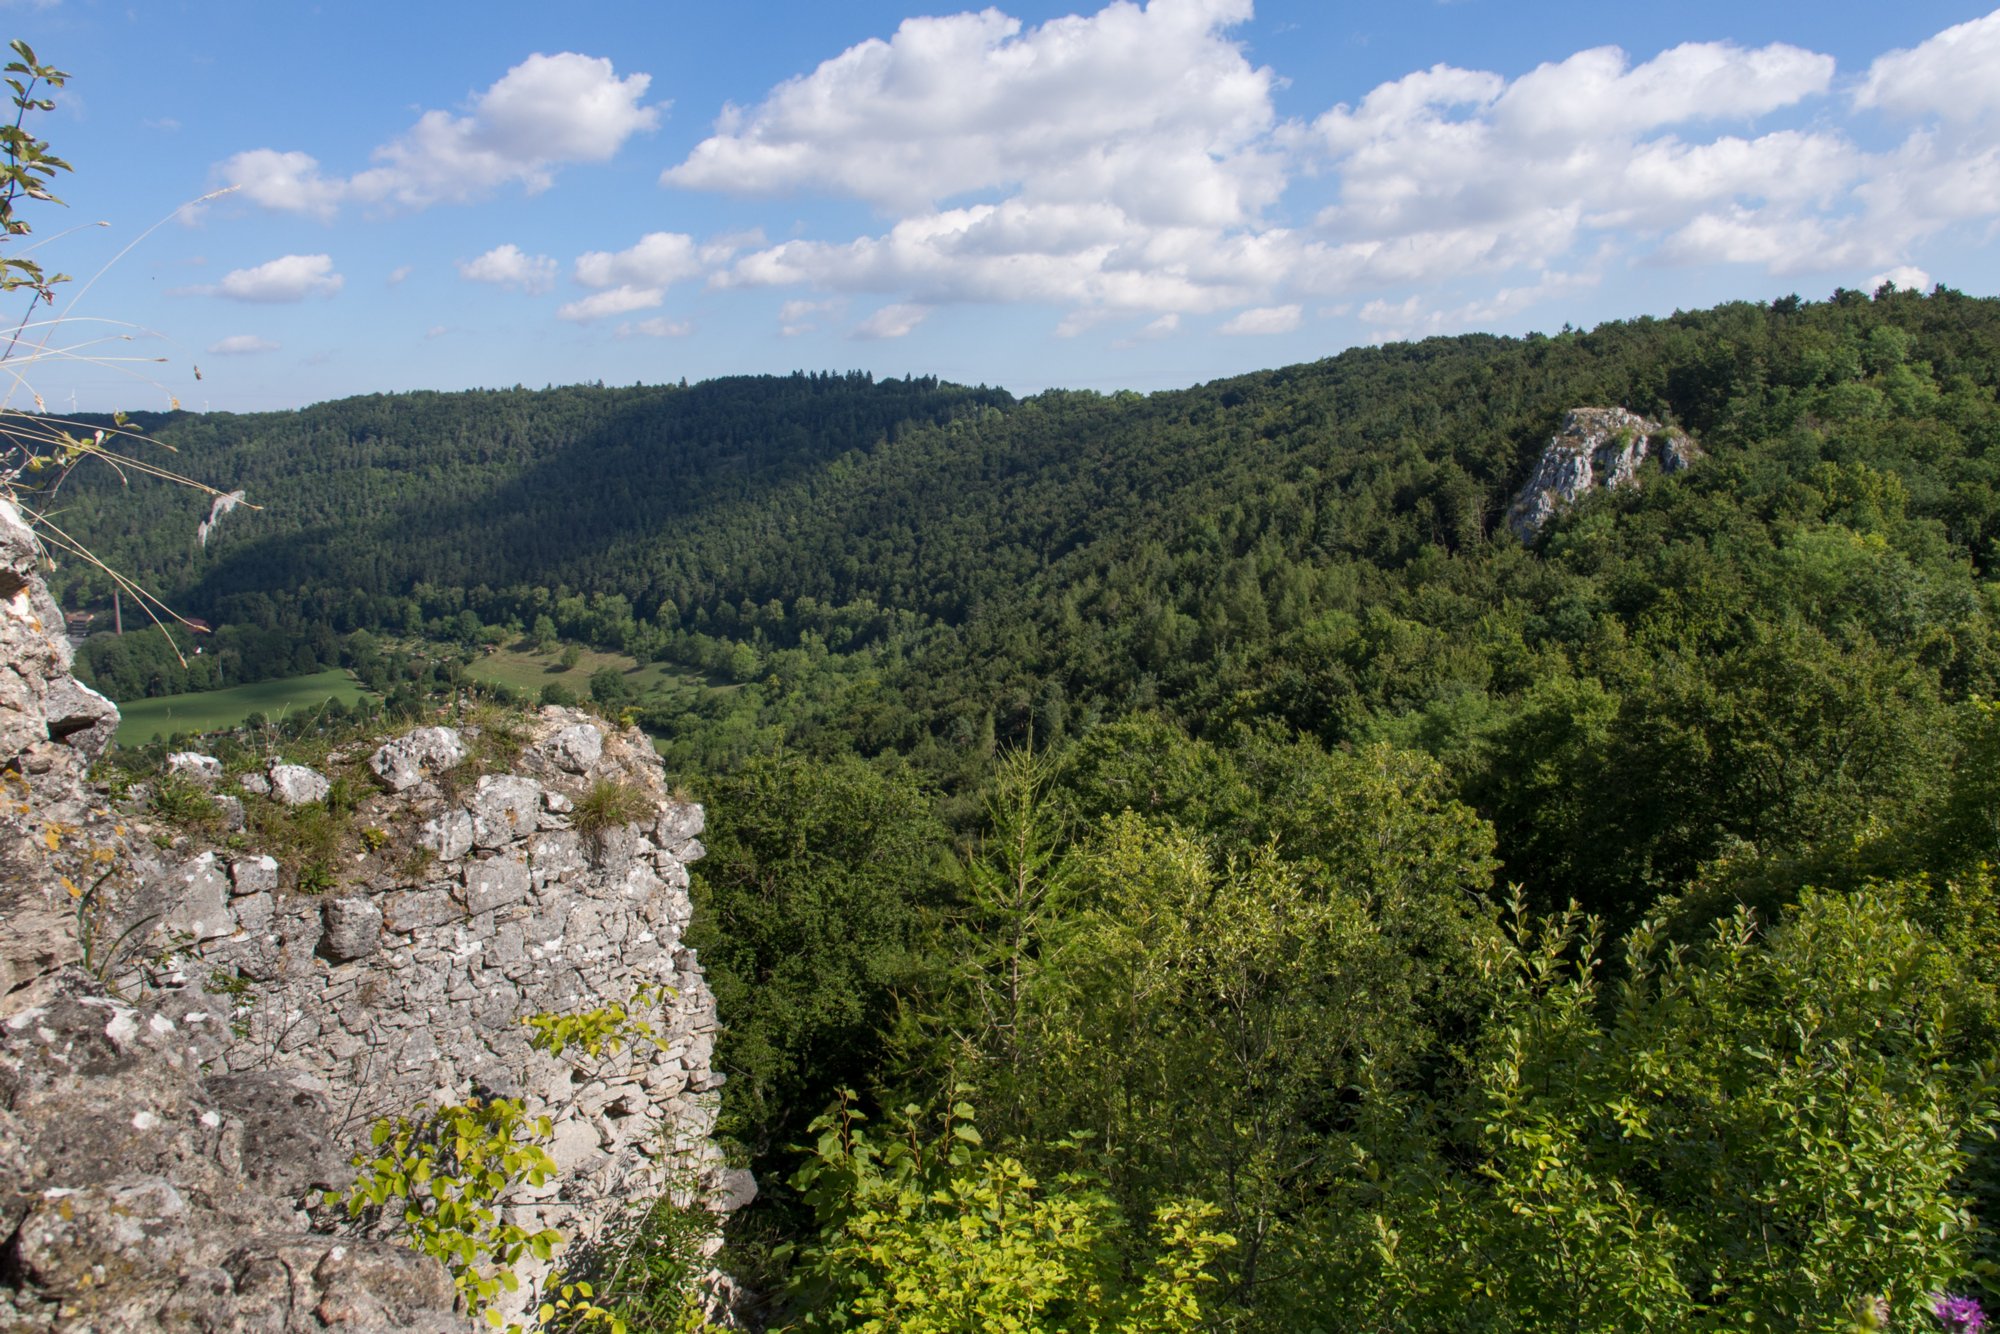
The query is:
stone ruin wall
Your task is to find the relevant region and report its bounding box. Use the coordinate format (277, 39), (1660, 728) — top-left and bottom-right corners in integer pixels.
(0, 494), (747, 1330)
(148, 712), (752, 1301)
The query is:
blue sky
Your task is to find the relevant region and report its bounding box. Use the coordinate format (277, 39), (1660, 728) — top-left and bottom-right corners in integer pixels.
(4, 0), (1998, 412)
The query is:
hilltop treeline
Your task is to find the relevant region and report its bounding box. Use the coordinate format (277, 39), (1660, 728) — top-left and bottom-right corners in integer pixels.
(59, 286), (2000, 1328)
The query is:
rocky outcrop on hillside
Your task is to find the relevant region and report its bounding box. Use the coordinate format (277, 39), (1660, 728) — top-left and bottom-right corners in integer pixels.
(1507, 407), (1701, 541)
(0, 496), (742, 1330)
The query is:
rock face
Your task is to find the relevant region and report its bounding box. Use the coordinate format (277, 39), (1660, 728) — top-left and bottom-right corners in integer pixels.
(267, 762), (331, 807)
(0, 497), (124, 1011)
(1, 992), (466, 1332)
(168, 751), (224, 785)
(0, 503), (741, 1329)
(1507, 407), (1701, 541)
(149, 710), (733, 1322)
(369, 726), (468, 793)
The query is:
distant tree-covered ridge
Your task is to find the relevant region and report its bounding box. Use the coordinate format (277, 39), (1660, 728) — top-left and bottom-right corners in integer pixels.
(66, 284), (2000, 755)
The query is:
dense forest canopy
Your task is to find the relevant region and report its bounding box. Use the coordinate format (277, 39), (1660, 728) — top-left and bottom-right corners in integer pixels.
(65, 286), (2000, 1329)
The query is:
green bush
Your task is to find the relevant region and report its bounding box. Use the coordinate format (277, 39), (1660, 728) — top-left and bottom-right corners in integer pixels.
(1349, 887), (2000, 1331)
(784, 1094), (1232, 1334)
(329, 1097), (561, 1329)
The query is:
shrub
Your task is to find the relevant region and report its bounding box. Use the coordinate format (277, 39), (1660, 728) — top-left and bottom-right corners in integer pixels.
(329, 1097), (561, 1330)
(784, 1093), (1233, 1334)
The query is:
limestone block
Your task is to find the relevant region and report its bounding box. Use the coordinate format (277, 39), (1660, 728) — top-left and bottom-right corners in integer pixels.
(202, 1071), (351, 1197)
(640, 1061), (689, 1095)
(579, 1081), (646, 1118)
(230, 855), (279, 897)
(711, 1166), (759, 1214)
(487, 923), (526, 970)
(418, 809), (475, 862)
(592, 825), (642, 878)
(619, 862), (664, 902)
(368, 726), (467, 793)
(392, 1026), (438, 1072)
(268, 764), (329, 807)
(465, 855), (530, 915)
(321, 897), (385, 961)
(42, 675), (119, 760)
(564, 903), (606, 956)
(546, 722), (603, 773)
(381, 889), (459, 934)
(547, 1117), (601, 1173)
(655, 801), (704, 844)
(163, 853), (236, 943)
(472, 988), (522, 1034)
(10, 1177), (193, 1297)
(301, 1240), (462, 1331)
(472, 774), (542, 848)
(231, 891), (274, 939)
(524, 896), (572, 948)
(530, 830), (586, 883)
(237, 772), (271, 796)
(212, 793), (245, 833)
(166, 752), (223, 786)
(275, 1013), (323, 1053)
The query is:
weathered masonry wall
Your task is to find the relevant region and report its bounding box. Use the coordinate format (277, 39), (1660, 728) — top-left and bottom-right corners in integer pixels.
(146, 713), (747, 1311)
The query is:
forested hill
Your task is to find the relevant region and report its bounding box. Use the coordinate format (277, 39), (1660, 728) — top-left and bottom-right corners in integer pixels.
(63, 285), (2000, 731)
(53, 370), (1011, 622)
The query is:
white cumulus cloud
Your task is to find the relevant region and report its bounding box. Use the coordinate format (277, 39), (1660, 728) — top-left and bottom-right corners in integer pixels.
(617, 317), (694, 338)
(162, 7), (2000, 363)
(1868, 264), (1933, 292)
(686, 5), (1891, 332)
(574, 232), (705, 290)
(1219, 304), (1301, 335)
(1301, 39), (1841, 280)
(216, 52), (659, 214)
(778, 298), (841, 336)
(666, 0), (1277, 228)
(1857, 10), (2000, 121)
(206, 334), (279, 355)
(557, 285), (664, 323)
(1355, 269), (1599, 342)
(215, 149), (347, 221)
(458, 244), (558, 294)
(205, 254), (344, 303)
(853, 303), (930, 339)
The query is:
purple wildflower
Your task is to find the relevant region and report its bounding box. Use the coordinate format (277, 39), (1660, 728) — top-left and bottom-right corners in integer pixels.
(1933, 1293), (1987, 1334)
